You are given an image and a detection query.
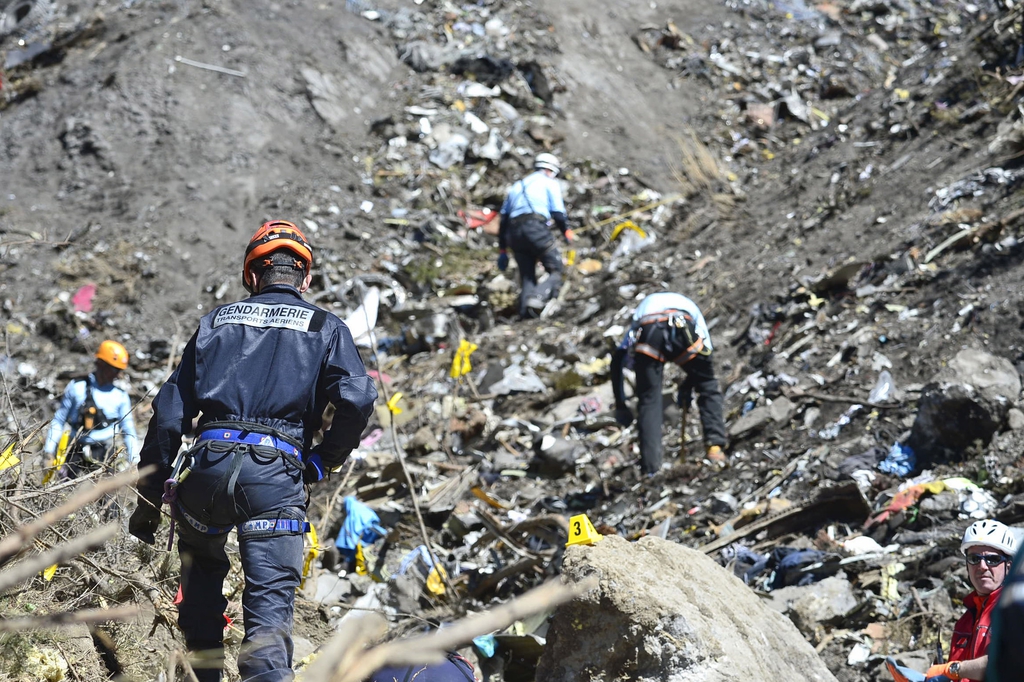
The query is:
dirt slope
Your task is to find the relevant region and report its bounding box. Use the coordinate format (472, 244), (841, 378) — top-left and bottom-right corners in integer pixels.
(3, 0), (1024, 680)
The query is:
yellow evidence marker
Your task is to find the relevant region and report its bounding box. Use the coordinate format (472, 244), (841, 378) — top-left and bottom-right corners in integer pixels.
(566, 513), (603, 547)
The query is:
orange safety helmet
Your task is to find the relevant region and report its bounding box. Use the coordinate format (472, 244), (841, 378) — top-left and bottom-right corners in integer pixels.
(241, 220), (314, 293)
(96, 340), (129, 370)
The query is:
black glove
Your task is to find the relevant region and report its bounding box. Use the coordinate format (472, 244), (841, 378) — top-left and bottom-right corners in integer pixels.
(128, 497), (162, 545)
(497, 252), (509, 271)
(303, 453), (325, 484)
(615, 404), (634, 427)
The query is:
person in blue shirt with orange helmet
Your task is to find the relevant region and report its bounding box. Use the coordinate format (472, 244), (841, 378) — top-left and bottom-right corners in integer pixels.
(43, 340), (138, 476)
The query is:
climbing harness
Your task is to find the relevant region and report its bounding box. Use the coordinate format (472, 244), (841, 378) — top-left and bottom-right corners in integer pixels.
(166, 421), (309, 540)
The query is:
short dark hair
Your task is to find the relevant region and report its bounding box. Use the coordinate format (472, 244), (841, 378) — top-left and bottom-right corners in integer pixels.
(251, 251), (307, 290)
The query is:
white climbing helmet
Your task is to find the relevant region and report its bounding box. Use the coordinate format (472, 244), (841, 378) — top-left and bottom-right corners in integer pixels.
(961, 519), (1017, 557)
(534, 152), (561, 175)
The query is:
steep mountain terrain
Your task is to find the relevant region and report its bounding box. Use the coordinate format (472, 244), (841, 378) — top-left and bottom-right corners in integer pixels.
(3, 0), (1024, 680)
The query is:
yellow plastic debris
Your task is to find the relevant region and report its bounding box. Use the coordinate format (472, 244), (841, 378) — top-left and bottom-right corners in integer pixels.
(882, 562), (906, 602)
(471, 486), (511, 510)
(609, 220), (646, 241)
(43, 431), (70, 485)
(895, 89), (910, 101)
(450, 339), (479, 379)
(566, 513), (603, 547)
(0, 441), (19, 473)
(355, 542), (368, 576)
(43, 564), (58, 581)
(387, 392), (404, 415)
(426, 565), (447, 596)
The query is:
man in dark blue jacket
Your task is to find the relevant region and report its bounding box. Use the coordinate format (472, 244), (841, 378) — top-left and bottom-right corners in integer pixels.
(129, 220), (377, 682)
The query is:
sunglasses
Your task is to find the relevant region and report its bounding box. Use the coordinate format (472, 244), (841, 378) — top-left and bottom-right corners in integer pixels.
(966, 553), (1010, 567)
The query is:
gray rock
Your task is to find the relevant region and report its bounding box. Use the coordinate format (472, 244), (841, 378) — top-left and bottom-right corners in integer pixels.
(919, 492), (959, 513)
(489, 363), (546, 395)
(547, 383), (615, 422)
(292, 636), (316, 664)
(314, 573), (351, 606)
(803, 406), (821, 429)
(531, 435), (585, 478)
(408, 425), (440, 453)
(399, 40), (454, 72)
(537, 535), (838, 682)
(767, 576), (859, 637)
(1009, 408), (1024, 431)
(909, 349), (1021, 464)
(769, 397), (798, 424)
(728, 405), (771, 438)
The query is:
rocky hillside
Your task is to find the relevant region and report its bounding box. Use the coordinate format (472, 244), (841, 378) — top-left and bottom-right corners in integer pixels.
(3, 0), (1024, 680)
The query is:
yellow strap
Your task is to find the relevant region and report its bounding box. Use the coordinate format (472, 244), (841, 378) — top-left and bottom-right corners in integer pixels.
(299, 521), (320, 590)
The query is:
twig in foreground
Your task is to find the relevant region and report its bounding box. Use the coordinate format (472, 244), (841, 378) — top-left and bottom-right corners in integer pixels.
(0, 605), (140, 632)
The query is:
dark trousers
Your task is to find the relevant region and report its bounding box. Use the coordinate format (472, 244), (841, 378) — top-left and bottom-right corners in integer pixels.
(509, 217), (562, 318)
(175, 444), (307, 682)
(635, 352), (726, 474)
(63, 441), (113, 478)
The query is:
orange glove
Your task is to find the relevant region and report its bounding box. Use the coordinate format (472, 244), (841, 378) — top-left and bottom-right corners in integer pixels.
(564, 229), (575, 242)
(925, 663), (960, 680)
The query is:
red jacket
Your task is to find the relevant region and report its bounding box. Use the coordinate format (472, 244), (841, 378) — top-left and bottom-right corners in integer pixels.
(949, 586), (1002, 680)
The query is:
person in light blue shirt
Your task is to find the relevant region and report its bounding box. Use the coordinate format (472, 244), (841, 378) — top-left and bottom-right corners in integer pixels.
(610, 292), (727, 473)
(44, 340), (138, 476)
(497, 153), (574, 318)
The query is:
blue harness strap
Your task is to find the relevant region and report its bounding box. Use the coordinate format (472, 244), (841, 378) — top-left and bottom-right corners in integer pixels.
(173, 425), (308, 536)
(176, 503), (309, 537)
(239, 518), (309, 535)
(198, 428), (301, 458)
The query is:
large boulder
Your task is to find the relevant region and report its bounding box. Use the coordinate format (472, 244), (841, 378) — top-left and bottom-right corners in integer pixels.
(536, 535), (838, 682)
(909, 349), (1021, 464)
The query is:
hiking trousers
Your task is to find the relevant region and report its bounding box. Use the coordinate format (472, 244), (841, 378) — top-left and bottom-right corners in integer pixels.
(508, 216), (562, 318)
(63, 441), (114, 478)
(175, 442), (307, 682)
(635, 352), (726, 474)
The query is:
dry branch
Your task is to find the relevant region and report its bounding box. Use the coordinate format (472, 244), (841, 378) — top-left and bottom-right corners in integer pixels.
(302, 612), (389, 681)
(0, 605), (140, 632)
(305, 577), (598, 682)
(783, 387), (903, 410)
(0, 465), (154, 565)
(0, 522), (118, 593)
